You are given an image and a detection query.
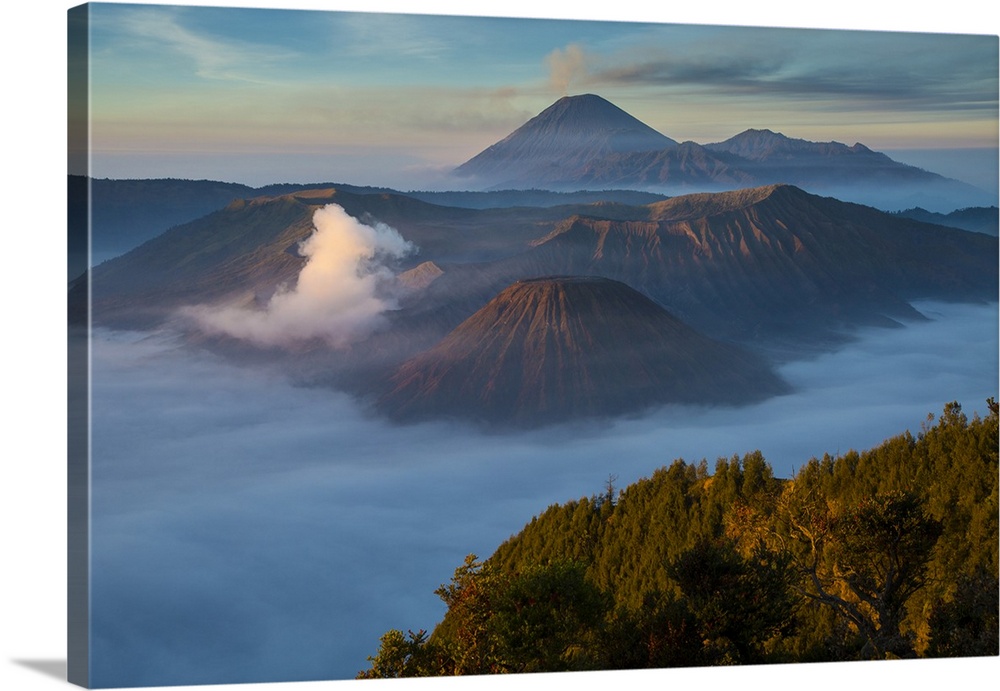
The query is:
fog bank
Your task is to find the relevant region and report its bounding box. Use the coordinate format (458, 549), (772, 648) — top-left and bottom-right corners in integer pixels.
(87, 300), (998, 686)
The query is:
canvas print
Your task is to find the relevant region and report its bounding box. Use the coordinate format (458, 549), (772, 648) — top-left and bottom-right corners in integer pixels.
(67, 2), (999, 688)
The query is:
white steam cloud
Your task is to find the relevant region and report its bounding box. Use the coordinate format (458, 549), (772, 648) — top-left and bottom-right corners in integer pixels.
(546, 44), (588, 96)
(185, 204), (413, 348)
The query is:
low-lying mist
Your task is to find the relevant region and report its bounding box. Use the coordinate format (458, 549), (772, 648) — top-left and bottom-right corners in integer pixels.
(87, 299), (998, 687)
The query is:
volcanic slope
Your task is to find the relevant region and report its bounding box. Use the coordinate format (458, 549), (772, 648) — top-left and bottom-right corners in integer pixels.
(378, 276), (789, 428)
(454, 94), (678, 188)
(421, 184), (999, 349)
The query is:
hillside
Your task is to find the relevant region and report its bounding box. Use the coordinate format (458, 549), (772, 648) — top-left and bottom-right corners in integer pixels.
(359, 400), (999, 675)
(83, 181), (997, 349)
(84, 187), (583, 328)
(78, 176), (256, 263)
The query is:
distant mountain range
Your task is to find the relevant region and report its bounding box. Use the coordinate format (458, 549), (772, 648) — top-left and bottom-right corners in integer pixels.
(73, 175), (672, 264)
(75, 171), (997, 273)
(453, 94), (996, 212)
(892, 205), (999, 236)
(77, 181), (998, 426)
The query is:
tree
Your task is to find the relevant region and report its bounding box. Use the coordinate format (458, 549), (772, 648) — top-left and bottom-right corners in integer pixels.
(785, 490), (943, 659)
(431, 554), (506, 674)
(358, 400), (996, 673)
(430, 554), (609, 674)
(926, 568), (999, 657)
(356, 629), (451, 679)
(600, 591), (705, 669)
(486, 560), (608, 672)
(667, 538), (798, 664)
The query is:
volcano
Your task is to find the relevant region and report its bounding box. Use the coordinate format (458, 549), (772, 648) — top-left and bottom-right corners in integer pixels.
(454, 94), (678, 188)
(377, 276), (788, 428)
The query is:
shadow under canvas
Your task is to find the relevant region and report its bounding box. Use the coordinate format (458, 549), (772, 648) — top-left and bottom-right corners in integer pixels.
(13, 659), (68, 682)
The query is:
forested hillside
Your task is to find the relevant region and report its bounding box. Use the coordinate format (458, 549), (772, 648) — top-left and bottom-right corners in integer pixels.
(358, 400), (998, 677)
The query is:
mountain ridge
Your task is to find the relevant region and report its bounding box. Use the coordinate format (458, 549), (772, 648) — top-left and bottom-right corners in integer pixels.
(80, 181), (999, 427)
(86, 183), (998, 350)
(422, 184), (997, 347)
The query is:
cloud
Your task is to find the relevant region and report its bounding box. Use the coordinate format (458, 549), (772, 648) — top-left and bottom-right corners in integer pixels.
(576, 29), (997, 115)
(107, 6), (295, 84)
(333, 12), (454, 61)
(183, 204), (414, 348)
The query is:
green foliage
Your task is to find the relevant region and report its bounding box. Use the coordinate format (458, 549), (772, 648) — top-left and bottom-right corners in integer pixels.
(784, 490), (943, 658)
(773, 400), (998, 657)
(428, 555), (608, 674)
(926, 568), (1000, 657)
(667, 539), (798, 664)
(356, 629), (451, 679)
(600, 591), (705, 669)
(484, 561), (608, 672)
(357, 400), (999, 677)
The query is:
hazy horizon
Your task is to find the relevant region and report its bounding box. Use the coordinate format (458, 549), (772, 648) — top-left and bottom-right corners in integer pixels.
(87, 144), (1000, 198)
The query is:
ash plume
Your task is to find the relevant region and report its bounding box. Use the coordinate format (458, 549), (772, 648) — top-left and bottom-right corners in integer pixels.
(546, 44), (588, 96)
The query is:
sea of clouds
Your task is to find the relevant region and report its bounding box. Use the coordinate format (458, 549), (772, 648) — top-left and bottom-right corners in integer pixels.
(86, 298), (997, 686)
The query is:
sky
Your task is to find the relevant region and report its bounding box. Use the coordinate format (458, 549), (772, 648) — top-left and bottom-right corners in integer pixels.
(77, 1), (1000, 188)
(2, 3), (999, 691)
